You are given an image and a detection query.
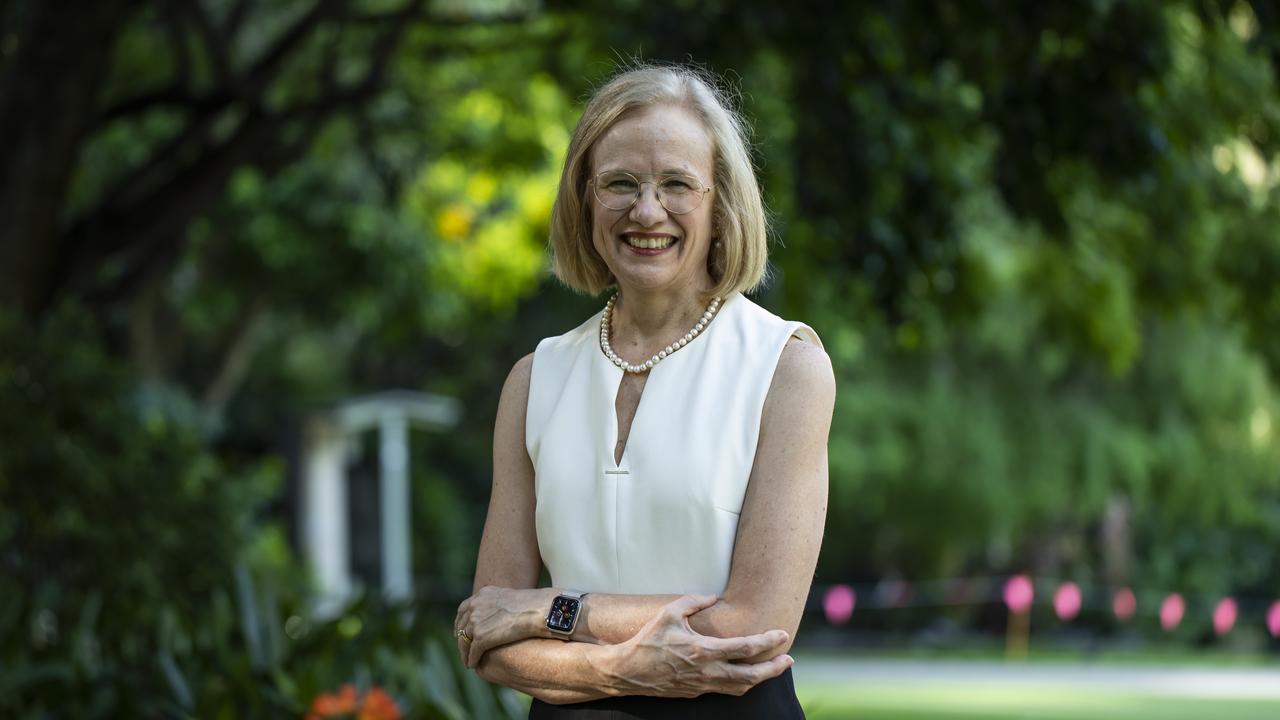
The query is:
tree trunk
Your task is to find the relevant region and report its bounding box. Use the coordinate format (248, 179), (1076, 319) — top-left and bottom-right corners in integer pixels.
(0, 0), (141, 316)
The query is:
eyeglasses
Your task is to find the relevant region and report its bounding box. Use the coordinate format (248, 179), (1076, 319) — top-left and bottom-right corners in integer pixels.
(590, 171), (713, 215)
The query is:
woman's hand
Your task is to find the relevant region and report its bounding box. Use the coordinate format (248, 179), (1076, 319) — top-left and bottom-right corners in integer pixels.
(601, 594), (794, 698)
(455, 586), (555, 668)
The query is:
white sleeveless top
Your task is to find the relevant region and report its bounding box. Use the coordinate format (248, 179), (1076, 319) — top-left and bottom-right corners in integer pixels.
(525, 291), (822, 595)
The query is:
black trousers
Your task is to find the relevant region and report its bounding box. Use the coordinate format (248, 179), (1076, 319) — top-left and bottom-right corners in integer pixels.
(527, 667), (804, 719)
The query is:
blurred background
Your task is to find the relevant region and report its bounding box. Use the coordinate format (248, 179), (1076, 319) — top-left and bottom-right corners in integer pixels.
(3, 0), (1280, 717)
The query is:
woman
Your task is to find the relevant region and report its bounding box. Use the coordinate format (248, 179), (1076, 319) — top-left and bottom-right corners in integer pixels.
(453, 64), (835, 718)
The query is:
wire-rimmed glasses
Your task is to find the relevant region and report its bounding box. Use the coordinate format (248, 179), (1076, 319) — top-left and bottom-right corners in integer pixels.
(590, 171), (713, 215)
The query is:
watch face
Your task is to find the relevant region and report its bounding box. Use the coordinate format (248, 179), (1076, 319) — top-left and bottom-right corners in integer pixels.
(547, 595), (581, 633)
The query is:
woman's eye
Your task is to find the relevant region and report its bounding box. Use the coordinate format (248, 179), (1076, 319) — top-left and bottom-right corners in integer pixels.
(606, 180), (638, 191)
(662, 179), (694, 192)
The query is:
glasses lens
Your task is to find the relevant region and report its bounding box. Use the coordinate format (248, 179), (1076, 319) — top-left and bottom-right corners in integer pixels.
(659, 176), (702, 214)
(595, 172), (639, 210)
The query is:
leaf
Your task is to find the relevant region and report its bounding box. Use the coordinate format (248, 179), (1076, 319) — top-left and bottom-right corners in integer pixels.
(496, 687), (528, 720)
(459, 664), (498, 719)
(419, 638), (468, 720)
(234, 562), (265, 670)
(158, 650), (194, 710)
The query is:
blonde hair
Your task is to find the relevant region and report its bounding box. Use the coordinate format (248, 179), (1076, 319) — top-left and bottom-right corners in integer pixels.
(548, 64), (770, 297)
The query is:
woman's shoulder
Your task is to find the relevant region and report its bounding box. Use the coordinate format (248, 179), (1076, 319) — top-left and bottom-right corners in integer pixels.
(775, 335), (834, 391)
(500, 352), (536, 408)
(520, 307), (605, 402)
(729, 292), (825, 349)
(533, 307), (604, 356)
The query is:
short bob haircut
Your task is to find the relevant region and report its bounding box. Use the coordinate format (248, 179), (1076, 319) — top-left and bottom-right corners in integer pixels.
(549, 64), (770, 298)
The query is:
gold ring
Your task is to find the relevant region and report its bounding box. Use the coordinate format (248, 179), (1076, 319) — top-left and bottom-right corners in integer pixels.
(455, 628), (471, 642)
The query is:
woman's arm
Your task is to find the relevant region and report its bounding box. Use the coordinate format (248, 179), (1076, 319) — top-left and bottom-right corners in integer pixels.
(715, 336), (835, 658)
(463, 353), (797, 702)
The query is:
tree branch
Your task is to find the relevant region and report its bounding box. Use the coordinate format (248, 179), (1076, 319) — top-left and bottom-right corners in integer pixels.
(162, 0), (193, 91)
(243, 0), (347, 95)
(201, 292), (269, 416)
(97, 84), (209, 124)
(179, 0), (236, 88)
(53, 0), (429, 314)
(222, 0), (252, 40)
(97, 0), (351, 208)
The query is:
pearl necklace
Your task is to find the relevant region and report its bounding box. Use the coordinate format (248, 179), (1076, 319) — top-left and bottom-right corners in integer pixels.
(600, 293), (723, 374)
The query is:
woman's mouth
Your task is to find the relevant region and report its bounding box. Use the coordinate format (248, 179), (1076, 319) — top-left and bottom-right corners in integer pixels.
(621, 234), (677, 253)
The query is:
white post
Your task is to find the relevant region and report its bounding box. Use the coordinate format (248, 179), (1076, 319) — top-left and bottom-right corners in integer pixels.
(379, 411), (412, 603)
(304, 419), (352, 617)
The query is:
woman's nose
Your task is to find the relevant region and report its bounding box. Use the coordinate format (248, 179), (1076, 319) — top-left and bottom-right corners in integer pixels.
(629, 184), (666, 225)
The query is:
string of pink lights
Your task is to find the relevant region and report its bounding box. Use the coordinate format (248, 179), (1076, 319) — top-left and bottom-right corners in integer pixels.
(818, 575), (1280, 637)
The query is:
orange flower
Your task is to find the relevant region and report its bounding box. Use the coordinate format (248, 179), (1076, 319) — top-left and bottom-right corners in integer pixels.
(358, 687), (402, 720)
(306, 684), (401, 720)
(305, 684), (357, 720)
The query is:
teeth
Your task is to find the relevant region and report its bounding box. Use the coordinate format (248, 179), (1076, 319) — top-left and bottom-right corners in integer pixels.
(624, 235), (675, 250)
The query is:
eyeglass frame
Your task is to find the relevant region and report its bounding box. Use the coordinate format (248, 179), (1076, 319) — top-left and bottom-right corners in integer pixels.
(588, 170), (714, 215)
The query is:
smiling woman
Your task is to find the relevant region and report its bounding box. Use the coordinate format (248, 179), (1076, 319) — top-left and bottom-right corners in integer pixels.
(586, 103), (717, 293)
(453, 64), (835, 719)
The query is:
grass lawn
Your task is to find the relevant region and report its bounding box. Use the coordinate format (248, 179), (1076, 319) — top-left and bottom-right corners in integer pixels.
(791, 646), (1280, 719)
(795, 682), (1280, 719)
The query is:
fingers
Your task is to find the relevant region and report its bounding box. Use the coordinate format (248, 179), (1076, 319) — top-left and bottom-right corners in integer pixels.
(703, 629), (789, 661)
(456, 633), (469, 666)
(453, 600), (469, 633)
(467, 637), (487, 669)
(663, 593), (720, 620)
(454, 602), (472, 667)
(454, 609), (471, 641)
(721, 652), (794, 688)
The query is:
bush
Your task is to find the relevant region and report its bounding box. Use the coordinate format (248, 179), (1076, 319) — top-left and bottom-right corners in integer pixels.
(0, 309), (521, 718)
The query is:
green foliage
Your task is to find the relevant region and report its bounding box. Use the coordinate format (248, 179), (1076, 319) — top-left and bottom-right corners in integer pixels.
(145, 574), (525, 719)
(4, 0), (1280, 694)
(0, 309), (519, 717)
(0, 307), (249, 715)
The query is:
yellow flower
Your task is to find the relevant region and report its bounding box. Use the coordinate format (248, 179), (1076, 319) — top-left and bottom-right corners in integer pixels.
(437, 204), (474, 241)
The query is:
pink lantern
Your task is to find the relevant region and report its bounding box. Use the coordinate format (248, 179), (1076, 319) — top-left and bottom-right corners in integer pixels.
(1003, 575), (1034, 614)
(1113, 587), (1137, 623)
(1053, 582), (1082, 622)
(1267, 601), (1280, 638)
(823, 585), (856, 626)
(1160, 593), (1185, 632)
(1212, 597), (1237, 636)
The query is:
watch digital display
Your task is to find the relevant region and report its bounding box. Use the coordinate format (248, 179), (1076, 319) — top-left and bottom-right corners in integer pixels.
(547, 595), (581, 633)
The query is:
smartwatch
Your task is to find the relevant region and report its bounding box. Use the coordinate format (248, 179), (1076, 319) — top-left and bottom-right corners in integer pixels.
(546, 590), (588, 639)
